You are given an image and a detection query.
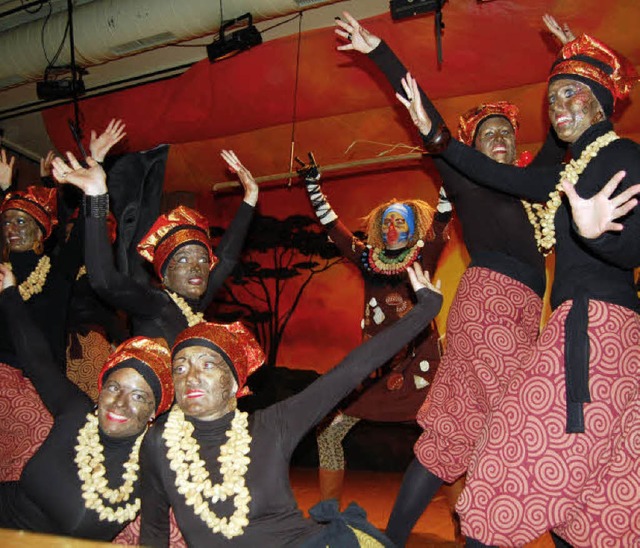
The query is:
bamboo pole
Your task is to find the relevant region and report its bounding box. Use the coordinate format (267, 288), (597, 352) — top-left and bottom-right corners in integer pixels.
(212, 152), (424, 192)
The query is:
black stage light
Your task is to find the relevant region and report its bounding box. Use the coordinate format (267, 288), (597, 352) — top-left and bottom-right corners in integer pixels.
(389, 0), (446, 20)
(207, 13), (263, 63)
(36, 66), (86, 101)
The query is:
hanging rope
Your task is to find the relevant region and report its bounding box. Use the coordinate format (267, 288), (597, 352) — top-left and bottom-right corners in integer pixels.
(286, 12), (304, 188)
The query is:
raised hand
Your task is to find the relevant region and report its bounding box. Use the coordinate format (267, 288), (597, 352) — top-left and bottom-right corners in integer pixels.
(51, 152), (107, 196)
(89, 119), (127, 163)
(0, 263), (16, 291)
(562, 170), (640, 239)
(407, 263), (441, 295)
(396, 73), (433, 136)
(220, 150), (259, 206)
(335, 11), (381, 54)
(40, 150), (56, 178)
(0, 148), (16, 191)
(543, 14), (576, 45)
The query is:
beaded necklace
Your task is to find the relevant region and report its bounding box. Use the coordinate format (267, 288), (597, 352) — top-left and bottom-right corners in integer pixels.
(163, 407), (252, 539)
(365, 240), (424, 276)
(74, 413), (145, 523)
(522, 130), (619, 256)
(13, 254), (51, 300)
(165, 290), (205, 327)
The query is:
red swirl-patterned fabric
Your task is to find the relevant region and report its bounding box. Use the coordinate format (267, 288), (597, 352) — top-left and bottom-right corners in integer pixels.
(0, 363), (52, 481)
(414, 267), (542, 483)
(114, 510), (186, 546)
(457, 300), (640, 547)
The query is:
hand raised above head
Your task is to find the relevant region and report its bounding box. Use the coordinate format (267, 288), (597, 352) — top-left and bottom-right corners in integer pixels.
(396, 73), (433, 137)
(89, 118), (127, 163)
(51, 152), (107, 196)
(0, 148), (16, 191)
(335, 11), (381, 54)
(220, 150), (259, 206)
(542, 14), (576, 45)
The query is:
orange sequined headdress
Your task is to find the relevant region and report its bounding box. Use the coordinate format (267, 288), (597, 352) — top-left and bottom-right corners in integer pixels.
(172, 321), (265, 398)
(137, 205), (216, 279)
(99, 336), (174, 415)
(0, 186), (58, 239)
(549, 34), (638, 116)
(457, 101), (519, 146)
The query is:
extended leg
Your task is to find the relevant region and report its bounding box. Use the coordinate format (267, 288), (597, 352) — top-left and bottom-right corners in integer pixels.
(385, 457), (444, 547)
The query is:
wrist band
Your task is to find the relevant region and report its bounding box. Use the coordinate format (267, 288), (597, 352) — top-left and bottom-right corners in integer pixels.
(84, 193), (109, 218)
(423, 123), (451, 154)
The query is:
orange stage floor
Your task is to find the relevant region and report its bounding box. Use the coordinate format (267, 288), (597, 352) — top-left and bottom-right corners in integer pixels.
(290, 467), (555, 548)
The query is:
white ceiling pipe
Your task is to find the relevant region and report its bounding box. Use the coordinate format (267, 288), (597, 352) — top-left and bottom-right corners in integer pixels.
(0, 0), (340, 88)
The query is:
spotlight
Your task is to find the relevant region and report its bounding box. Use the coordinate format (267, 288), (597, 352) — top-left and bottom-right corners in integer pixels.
(389, 0), (447, 20)
(207, 13), (262, 63)
(36, 66), (86, 101)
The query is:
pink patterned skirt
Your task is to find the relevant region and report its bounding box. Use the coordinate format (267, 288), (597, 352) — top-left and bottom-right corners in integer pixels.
(457, 300), (640, 547)
(414, 267), (542, 483)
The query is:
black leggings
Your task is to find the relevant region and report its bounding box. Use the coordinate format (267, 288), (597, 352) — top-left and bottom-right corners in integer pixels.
(385, 458), (444, 547)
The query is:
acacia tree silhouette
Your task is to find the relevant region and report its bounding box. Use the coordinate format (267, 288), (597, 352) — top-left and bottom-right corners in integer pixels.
(211, 213), (345, 367)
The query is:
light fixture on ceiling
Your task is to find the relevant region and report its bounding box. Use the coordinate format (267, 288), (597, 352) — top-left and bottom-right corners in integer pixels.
(389, 0), (448, 65)
(389, 0), (447, 20)
(207, 12), (263, 63)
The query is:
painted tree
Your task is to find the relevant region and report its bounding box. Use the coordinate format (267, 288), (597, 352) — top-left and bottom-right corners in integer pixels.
(211, 213), (346, 367)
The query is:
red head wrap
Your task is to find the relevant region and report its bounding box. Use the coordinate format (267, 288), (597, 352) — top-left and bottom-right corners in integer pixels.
(172, 321), (265, 398)
(98, 336), (174, 416)
(549, 34), (638, 116)
(0, 186), (58, 240)
(457, 101), (519, 147)
(137, 206), (217, 279)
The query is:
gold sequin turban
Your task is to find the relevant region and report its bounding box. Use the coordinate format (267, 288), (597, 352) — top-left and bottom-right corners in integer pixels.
(137, 205), (217, 279)
(99, 336), (174, 415)
(0, 186), (58, 240)
(172, 321), (265, 398)
(457, 101), (519, 147)
(549, 34), (638, 116)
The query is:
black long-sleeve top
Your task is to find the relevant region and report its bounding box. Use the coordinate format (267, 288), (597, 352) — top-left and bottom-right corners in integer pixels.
(368, 41), (568, 297)
(139, 287), (442, 547)
(439, 120), (640, 312)
(0, 220), (83, 368)
(0, 286), (140, 540)
(85, 198), (255, 346)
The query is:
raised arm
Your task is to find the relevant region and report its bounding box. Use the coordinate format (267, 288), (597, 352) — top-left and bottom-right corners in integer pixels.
(89, 119), (127, 163)
(299, 160), (366, 265)
(0, 148), (15, 194)
(270, 264), (443, 456)
(0, 264), (85, 415)
(52, 152), (168, 315)
(200, 151), (258, 306)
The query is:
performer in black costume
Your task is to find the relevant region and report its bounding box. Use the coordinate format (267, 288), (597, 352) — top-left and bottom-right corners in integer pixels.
(395, 30), (640, 547)
(139, 263), (442, 547)
(52, 149), (258, 346)
(0, 263), (173, 541)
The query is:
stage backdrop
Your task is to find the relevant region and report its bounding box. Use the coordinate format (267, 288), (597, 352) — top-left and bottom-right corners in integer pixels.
(43, 0), (640, 373)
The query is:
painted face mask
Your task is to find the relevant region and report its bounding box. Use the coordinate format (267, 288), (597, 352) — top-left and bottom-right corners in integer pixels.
(381, 203), (415, 250)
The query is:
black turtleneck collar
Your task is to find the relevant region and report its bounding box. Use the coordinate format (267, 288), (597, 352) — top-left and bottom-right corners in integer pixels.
(9, 250), (43, 282)
(187, 408), (236, 439)
(569, 119), (614, 157)
(99, 425), (145, 449)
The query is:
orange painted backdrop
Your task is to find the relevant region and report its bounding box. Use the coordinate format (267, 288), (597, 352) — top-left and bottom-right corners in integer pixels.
(44, 0), (640, 373)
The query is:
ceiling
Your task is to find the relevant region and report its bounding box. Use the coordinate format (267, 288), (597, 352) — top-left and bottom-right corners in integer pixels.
(0, 0), (638, 170)
(0, 0), (390, 161)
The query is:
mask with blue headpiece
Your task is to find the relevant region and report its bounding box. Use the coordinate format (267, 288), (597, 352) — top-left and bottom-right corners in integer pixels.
(381, 203), (415, 247)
